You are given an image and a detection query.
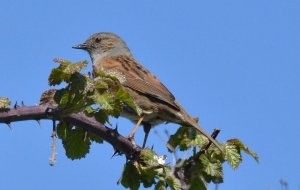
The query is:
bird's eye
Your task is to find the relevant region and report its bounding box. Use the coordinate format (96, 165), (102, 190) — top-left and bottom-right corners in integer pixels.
(95, 38), (101, 43)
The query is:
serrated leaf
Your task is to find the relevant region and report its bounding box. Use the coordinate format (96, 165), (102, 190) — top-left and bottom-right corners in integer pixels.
(84, 106), (96, 115)
(138, 166), (156, 188)
(119, 163), (140, 190)
(57, 122), (69, 140)
(115, 88), (141, 116)
(48, 67), (65, 85)
(93, 77), (109, 91)
(224, 143), (242, 170)
(227, 139), (259, 163)
(58, 91), (73, 107)
(69, 73), (87, 92)
(39, 89), (58, 106)
(88, 132), (103, 144)
(94, 109), (109, 124)
(138, 149), (168, 188)
(140, 149), (159, 166)
(48, 59), (88, 86)
(109, 99), (122, 118)
(0, 97), (10, 111)
(155, 181), (166, 190)
(63, 60), (88, 75)
(92, 92), (113, 110)
(168, 127), (208, 152)
(53, 58), (72, 68)
(166, 175), (181, 190)
(60, 126), (91, 160)
(52, 73), (95, 115)
(200, 155), (223, 182)
(190, 177), (207, 190)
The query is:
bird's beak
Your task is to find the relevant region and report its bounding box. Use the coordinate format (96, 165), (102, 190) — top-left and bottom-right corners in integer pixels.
(72, 43), (88, 50)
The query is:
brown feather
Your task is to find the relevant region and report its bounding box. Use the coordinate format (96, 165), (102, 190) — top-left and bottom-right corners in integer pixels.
(78, 32), (222, 152)
(100, 56), (180, 110)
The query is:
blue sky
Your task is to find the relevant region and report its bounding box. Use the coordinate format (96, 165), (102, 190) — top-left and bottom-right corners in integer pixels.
(1, 0), (299, 189)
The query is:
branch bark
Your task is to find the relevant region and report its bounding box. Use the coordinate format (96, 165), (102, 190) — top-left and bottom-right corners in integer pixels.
(0, 105), (141, 159)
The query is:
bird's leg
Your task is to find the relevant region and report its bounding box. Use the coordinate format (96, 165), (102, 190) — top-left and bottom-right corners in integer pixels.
(142, 123), (152, 148)
(128, 116), (144, 140)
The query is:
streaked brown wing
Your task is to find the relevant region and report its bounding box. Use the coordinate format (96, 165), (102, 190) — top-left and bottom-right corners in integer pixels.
(111, 56), (180, 110)
(124, 76), (180, 110)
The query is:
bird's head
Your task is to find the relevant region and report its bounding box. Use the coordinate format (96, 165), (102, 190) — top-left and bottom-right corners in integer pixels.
(73, 32), (131, 62)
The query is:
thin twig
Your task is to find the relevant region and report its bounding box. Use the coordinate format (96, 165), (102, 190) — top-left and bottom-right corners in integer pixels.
(215, 184), (219, 190)
(50, 120), (57, 166)
(199, 129), (221, 155)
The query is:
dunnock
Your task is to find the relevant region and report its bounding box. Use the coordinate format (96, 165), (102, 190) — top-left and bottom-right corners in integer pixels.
(73, 32), (221, 151)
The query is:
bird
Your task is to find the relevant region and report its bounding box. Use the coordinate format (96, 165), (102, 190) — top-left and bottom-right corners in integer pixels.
(73, 32), (222, 151)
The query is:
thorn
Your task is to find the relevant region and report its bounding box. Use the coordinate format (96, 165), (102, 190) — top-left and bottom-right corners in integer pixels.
(111, 145), (123, 158)
(21, 101), (25, 106)
(113, 123), (118, 133)
(36, 120), (41, 127)
(164, 129), (170, 137)
(111, 150), (119, 158)
(14, 101), (18, 109)
(6, 122), (12, 131)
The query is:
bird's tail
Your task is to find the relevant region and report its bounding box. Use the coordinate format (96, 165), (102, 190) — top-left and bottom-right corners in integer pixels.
(187, 119), (222, 152)
(180, 111), (223, 152)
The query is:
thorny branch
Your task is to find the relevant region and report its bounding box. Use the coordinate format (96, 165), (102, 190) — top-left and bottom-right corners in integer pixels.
(0, 105), (142, 159)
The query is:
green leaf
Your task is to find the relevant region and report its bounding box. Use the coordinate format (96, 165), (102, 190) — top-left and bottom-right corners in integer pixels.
(57, 122), (69, 140)
(92, 92), (113, 110)
(84, 106), (96, 114)
(69, 73), (94, 95)
(227, 139), (259, 163)
(39, 89), (57, 106)
(48, 59), (88, 86)
(88, 132), (103, 144)
(64, 60), (88, 75)
(63, 128), (91, 160)
(52, 73), (95, 115)
(94, 109), (110, 124)
(109, 98), (123, 118)
(168, 127), (208, 152)
(138, 149), (168, 188)
(119, 162), (140, 190)
(140, 149), (159, 166)
(93, 76), (109, 91)
(190, 177), (207, 190)
(57, 123), (91, 160)
(155, 181), (166, 190)
(166, 175), (181, 190)
(139, 166), (156, 188)
(58, 90), (73, 107)
(224, 143), (242, 170)
(0, 97), (10, 111)
(200, 155), (223, 183)
(115, 88), (141, 116)
(48, 67), (65, 85)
